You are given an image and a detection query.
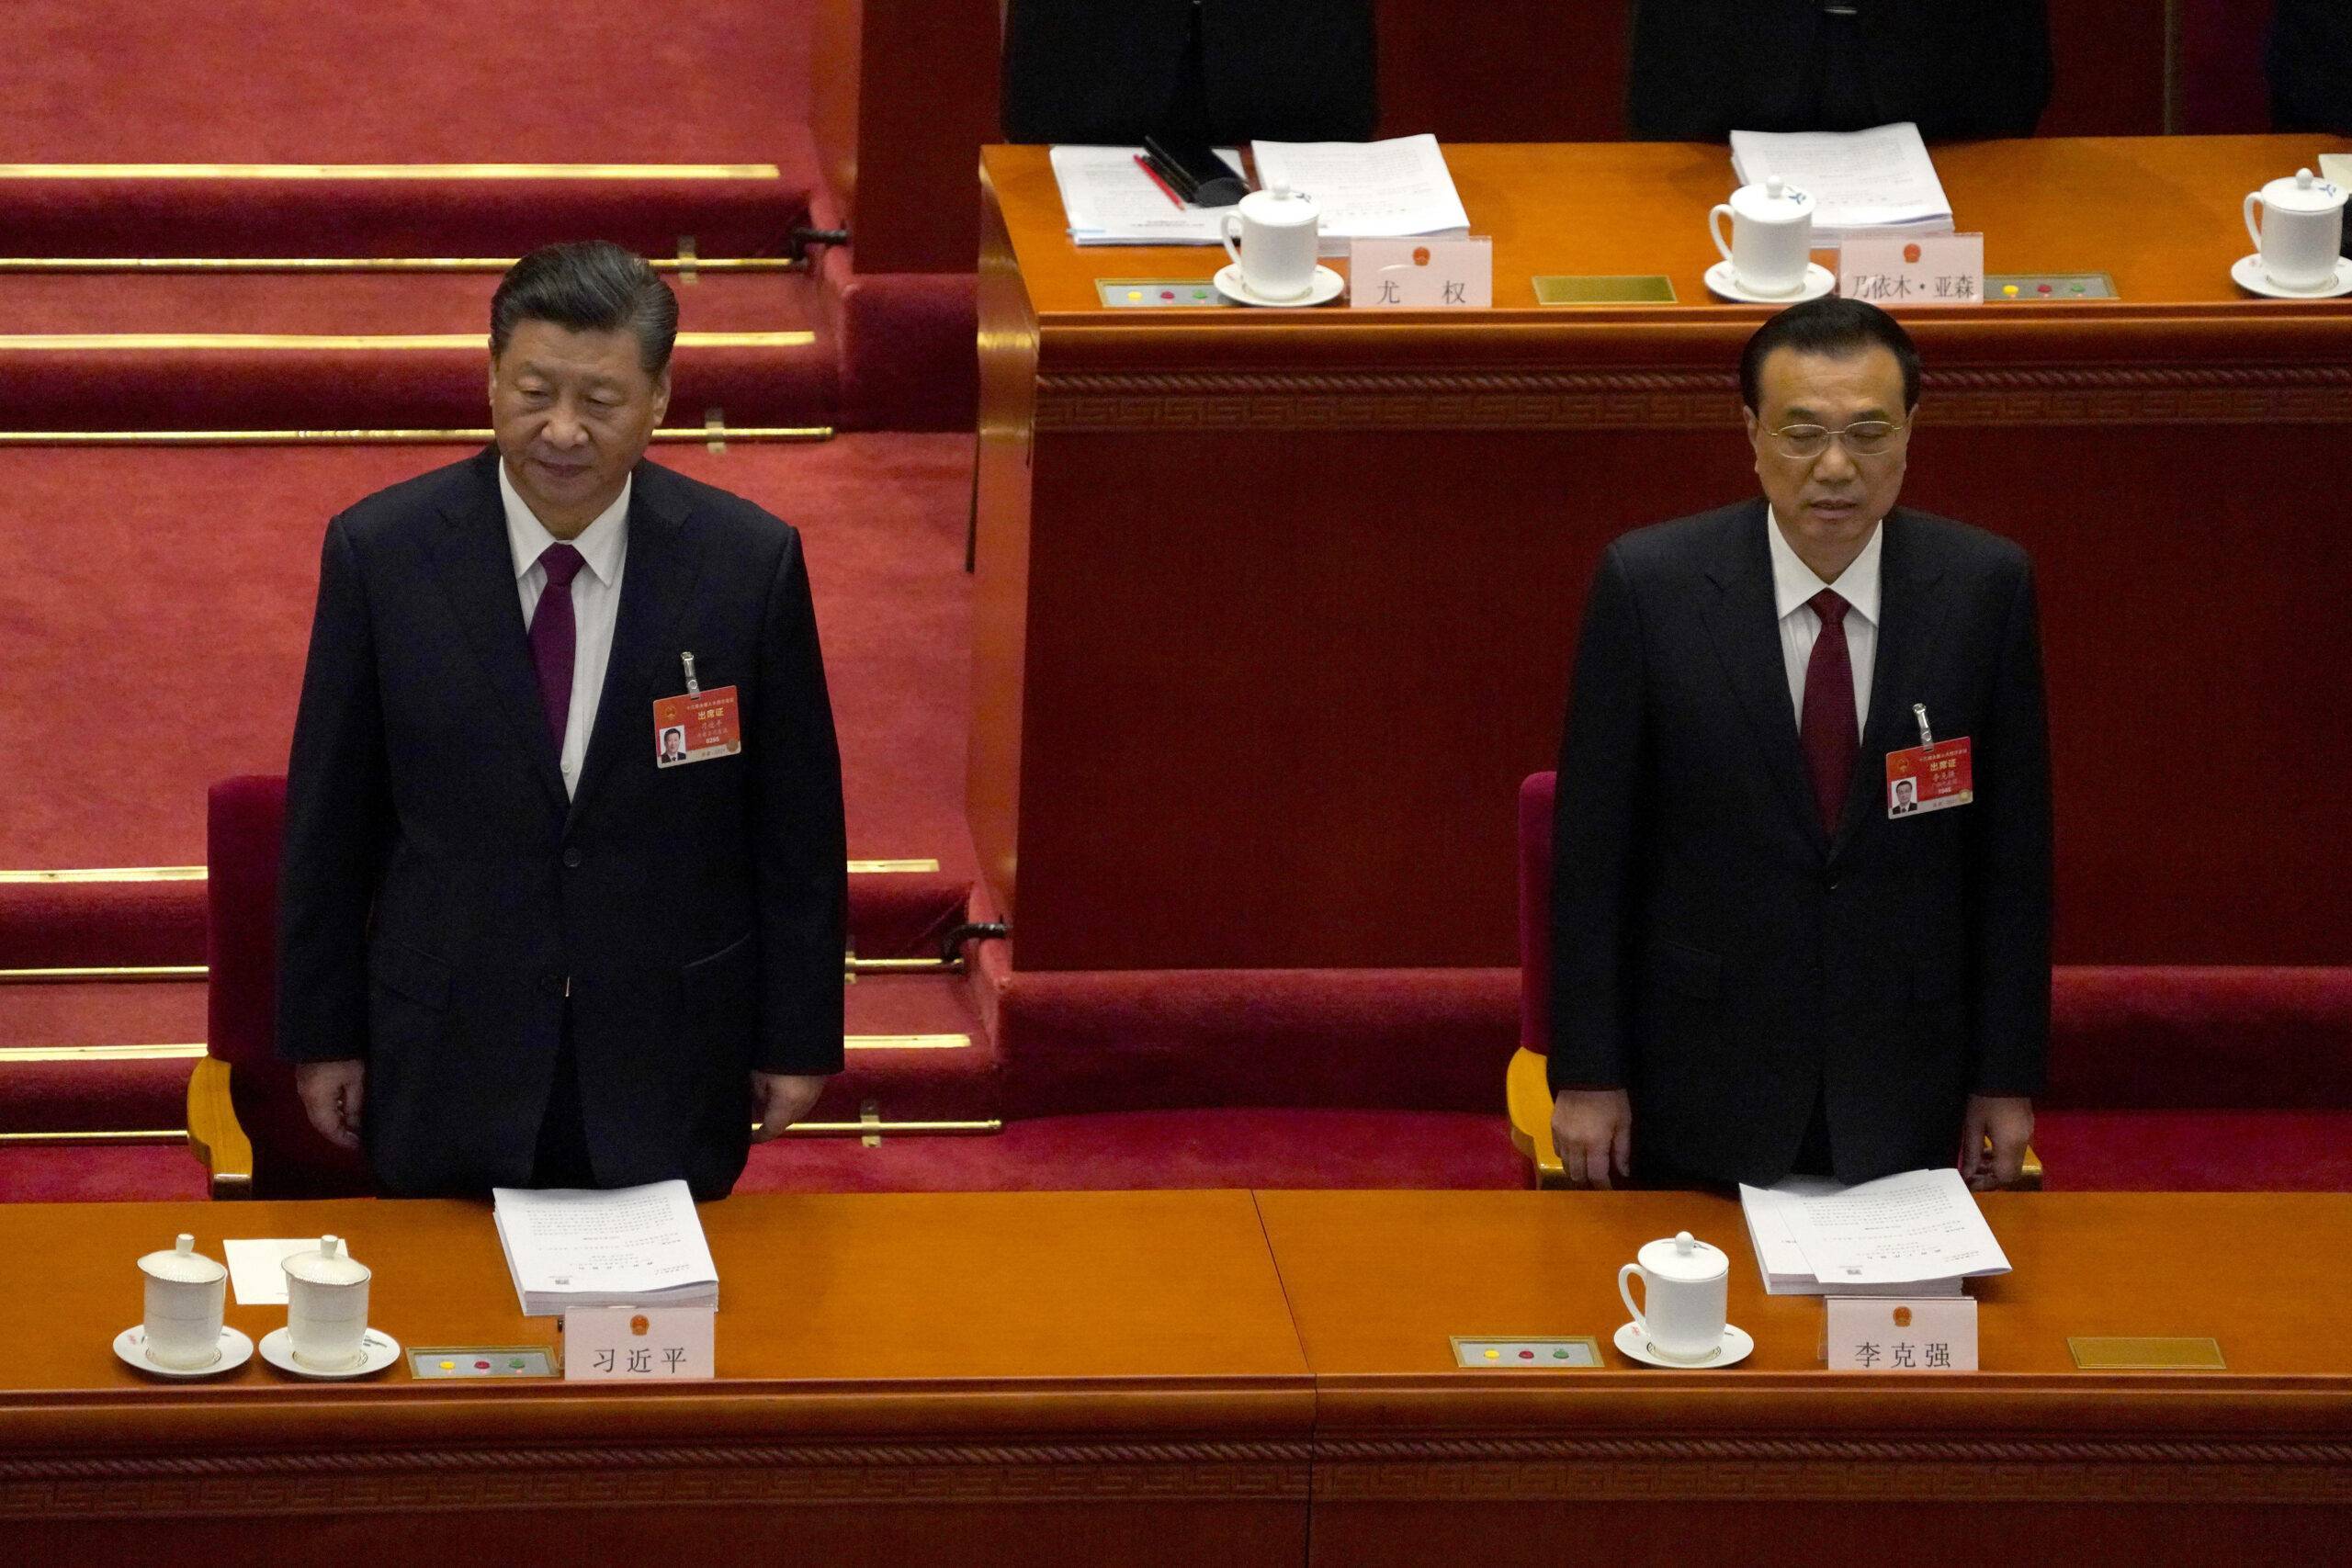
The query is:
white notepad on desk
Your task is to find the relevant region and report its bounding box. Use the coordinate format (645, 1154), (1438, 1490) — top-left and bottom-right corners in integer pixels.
(492, 1179), (719, 1317)
(1741, 1168), (2007, 1295)
(1730, 122), (1955, 242)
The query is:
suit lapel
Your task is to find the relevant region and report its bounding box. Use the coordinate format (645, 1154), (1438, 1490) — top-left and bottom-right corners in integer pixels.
(566, 464), (705, 825)
(1829, 509), (1950, 863)
(426, 450), (569, 815)
(1699, 502), (1828, 854)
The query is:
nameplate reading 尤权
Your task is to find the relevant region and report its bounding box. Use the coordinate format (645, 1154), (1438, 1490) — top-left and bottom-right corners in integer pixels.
(1351, 237), (1493, 309)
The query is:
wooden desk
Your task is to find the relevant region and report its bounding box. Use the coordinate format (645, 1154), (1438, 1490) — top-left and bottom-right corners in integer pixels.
(973, 137), (2352, 972)
(1258, 1190), (2352, 1567)
(0, 1192), (1312, 1566)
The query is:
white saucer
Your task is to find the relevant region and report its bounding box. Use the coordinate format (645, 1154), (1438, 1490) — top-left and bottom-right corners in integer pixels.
(1612, 1321), (1756, 1369)
(2231, 253), (2352, 299)
(113, 1324), (254, 1379)
(1213, 263), (1345, 308)
(1705, 261), (1836, 305)
(256, 1325), (401, 1380)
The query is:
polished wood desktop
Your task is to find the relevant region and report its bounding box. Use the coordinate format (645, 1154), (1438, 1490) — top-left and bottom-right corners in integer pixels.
(4, 1191), (2347, 1564)
(972, 137), (2352, 975)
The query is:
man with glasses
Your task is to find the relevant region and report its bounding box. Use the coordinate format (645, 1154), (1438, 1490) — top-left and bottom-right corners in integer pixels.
(1546, 297), (2051, 1193)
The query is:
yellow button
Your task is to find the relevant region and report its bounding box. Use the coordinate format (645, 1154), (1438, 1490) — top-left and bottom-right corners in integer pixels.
(1483, 1348), (1500, 1359)
(439, 1359), (455, 1370)
(1126, 290), (1143, 302)
(2002, 285), (2019, 296)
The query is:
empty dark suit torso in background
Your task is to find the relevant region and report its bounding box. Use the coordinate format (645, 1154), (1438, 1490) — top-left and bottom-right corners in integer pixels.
(277, 450), (847, 1199)
(1628, 0), (2052, 141)
(1548, 502), (2052, 1187)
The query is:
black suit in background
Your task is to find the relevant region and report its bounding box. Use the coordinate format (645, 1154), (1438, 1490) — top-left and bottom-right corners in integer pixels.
(1548, 502), (2052, 1188)
(2272, 0), (2352, 136)
(1628, 0), (2052, 142)
(1000, 0), (1376, 145)
(277, 450), (848, 1199)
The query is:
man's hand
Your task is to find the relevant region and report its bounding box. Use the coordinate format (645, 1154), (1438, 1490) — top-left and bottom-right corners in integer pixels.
(749, 1072), (827, 1143)
(1550, 1088), (1633, 1189)
(294, 1059), (366, 1151)
(1960, 1094), (2033, 1190)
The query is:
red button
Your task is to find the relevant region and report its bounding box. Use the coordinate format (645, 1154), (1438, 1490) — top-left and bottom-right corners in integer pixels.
(2037, 284), (2052, 294)
(1519, 1349), (1535, 1359)
(474, 1359), (491, 1370)
(1160, 290), (1175, 300)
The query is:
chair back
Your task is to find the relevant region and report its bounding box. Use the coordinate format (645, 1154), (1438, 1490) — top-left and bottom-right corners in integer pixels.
(207, 775), (369, 1196)
(1518, 772), (1555, 1055)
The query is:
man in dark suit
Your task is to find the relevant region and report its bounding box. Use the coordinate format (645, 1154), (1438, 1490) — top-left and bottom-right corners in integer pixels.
(277, 242), (847, 1199)
(1548, 298), (2050, 1192)
(1627, 0), (2052, 141)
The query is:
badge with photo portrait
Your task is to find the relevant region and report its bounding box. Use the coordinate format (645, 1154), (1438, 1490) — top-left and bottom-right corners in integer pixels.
(1886, 737), (1972, 818)
(653, 686), (742, 767)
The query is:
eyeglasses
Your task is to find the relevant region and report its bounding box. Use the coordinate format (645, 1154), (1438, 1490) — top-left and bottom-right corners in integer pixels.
(1766, 420), (1906, 460)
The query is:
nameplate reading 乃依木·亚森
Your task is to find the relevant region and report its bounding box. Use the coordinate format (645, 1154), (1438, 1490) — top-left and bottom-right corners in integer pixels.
(1839, 234), (1985, 307)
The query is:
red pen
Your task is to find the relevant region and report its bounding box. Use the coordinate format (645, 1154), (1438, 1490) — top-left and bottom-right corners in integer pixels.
(1134, 153), (1188, 211)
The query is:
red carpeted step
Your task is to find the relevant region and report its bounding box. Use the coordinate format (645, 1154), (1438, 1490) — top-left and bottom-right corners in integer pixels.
(0, 1142), (210, 1202)
(814, 973), (1000, 1125)
(0, 1050), (192, 1133)
(0, 981), (205, 1054)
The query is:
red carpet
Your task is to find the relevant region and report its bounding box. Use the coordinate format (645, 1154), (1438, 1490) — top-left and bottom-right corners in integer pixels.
(0, 3), (810, 164)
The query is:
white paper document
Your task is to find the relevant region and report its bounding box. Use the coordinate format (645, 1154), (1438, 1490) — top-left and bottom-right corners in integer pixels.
(492, 1179), (719, 1317)
(1249, 132), (1471, 242)
(1740, 1169), (2005, 1294)
(224, 1237), (323, 1306)
(1048, 144), (1244, 245)
(1729, 122), (1955, 241)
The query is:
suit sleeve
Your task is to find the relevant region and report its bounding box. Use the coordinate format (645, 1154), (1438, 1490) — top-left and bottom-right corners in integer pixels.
(1968, 556), (2052, 1094)
(276, 515), (393, 1065)
(1547, 542), (1650, 1092)
(748, 528), (850, 1075)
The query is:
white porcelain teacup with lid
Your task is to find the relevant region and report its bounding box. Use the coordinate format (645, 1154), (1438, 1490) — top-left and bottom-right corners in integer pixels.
(1220, 181), (1322, 301)
(284, 1234), (372, 1371)
(1617, 1230), (1730, 1363)
(139, 1233), (228, 1371)
(1710, 176), (1815, 298)
(2245, 167), (2346, 291)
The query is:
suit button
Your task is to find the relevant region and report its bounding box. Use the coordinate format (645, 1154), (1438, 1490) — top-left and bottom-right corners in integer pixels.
(561, 847), (582, 869)
(1827, 879), (1843, 893)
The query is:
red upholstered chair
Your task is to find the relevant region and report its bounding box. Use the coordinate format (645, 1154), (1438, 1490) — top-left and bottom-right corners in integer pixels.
(1503, 771), (2039, 1189)
(190, 774), (370, 1199)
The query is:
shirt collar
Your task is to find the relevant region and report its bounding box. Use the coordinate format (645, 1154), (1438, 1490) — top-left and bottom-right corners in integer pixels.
(500, 458), (631, 587)
(1766, 506), (1883, 626)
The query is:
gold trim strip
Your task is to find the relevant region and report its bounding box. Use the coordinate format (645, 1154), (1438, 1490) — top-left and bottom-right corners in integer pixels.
(844, 1035), (972, 1052)
(781, 1119), (1000, 1137)
(846, 859), (944, 874)
(846, 956), (964, 976)
(0, 427), (832, 446)
(0, 331), (813, 351)
(0, 1129), (186, 1145)
(0, 1043), (206, 1064)
(0, 163), (784, 180)
(0, 866), (206, 884)
(0, 257), (803, 274)
(0, 964), (206, 983)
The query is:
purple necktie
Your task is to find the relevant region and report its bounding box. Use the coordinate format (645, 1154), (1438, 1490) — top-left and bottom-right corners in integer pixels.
(1800, 589), (1859, 834)
(528, 543), (587, 754)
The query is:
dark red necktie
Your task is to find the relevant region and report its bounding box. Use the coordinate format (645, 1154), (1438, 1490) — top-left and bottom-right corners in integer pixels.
(528, 543), (586, 753)
(1800, 589), (1859, 834)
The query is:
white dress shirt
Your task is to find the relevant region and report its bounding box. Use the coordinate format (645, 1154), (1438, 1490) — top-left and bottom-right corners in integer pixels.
(1767, 507), (1881, 735)
(502, 461), (630, 796)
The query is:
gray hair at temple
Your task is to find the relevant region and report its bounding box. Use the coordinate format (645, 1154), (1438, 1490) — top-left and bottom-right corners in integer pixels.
(490, 241), (679, 378)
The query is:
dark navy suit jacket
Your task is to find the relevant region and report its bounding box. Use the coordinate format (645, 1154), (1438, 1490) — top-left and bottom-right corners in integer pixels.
(277, 449), (847, 1199)
(1548, 502), (2052, 1186)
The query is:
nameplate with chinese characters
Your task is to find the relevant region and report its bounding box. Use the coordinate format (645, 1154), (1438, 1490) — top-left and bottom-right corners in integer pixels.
(1351, 237), (1493, 309)
(1838, 234), (1986, 308)
(1825, 1296), (1978, 1371)
(562, 1305), (715, 1382)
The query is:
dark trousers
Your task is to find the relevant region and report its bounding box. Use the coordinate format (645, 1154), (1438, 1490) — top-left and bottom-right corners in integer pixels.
(1806, 13), (1880, 132)
(1633, 1086), (1836, 1192)
(530, 1005), (597, 1189)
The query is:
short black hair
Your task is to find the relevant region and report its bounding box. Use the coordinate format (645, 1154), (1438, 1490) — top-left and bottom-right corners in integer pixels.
(490, 242), (678, 377)
(1739, 296), (1921, 413)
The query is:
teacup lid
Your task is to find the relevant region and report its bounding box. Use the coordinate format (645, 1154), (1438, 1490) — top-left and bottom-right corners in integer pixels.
(283, 1234), (370, 1287)
(138, 1233), (226, 1285)
(1241, 179), (1319, 226)
(1635, 1230), (1727, 1281)
(1731, 175), (1813, 222)
(2262, 168), (2346, 213)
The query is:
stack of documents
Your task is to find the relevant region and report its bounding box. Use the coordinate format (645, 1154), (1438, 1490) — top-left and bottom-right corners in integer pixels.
(1729, 122), (1955, 242)
(1738, 1168), (2010, 1296)
(492, 1179), (719, 1316)
(1048, 134), (1470, 247)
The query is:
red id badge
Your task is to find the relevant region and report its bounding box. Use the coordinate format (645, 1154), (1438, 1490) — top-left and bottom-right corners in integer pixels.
(1885, 737), (1972, 818)
(653, 686), (742, 767)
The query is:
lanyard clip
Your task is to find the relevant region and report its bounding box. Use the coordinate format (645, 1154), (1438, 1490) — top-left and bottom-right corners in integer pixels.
(681, 651), (700, 697)
(1912, 703), (1934, 748)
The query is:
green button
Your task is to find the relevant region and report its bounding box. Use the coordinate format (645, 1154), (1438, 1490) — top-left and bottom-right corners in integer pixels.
(1553, 1348), (1570, 1359)
(508, 1358), (526, 1369)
